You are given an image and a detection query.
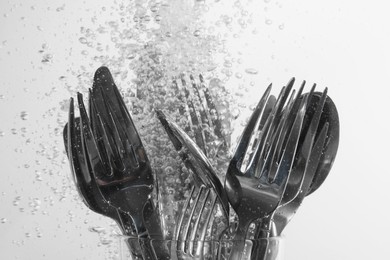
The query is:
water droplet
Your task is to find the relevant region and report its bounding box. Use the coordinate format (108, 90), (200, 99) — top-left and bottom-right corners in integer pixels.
(265, 19), (272, 25)
(245, 68), (258, 75)
(0, 131), (4, 137)
(1, 218), (7, 223)
(278, 24), (285, 30)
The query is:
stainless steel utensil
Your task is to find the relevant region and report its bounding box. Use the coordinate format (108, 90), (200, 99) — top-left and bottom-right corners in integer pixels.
(78, 91), (157, 259)
(268, 89), (332, 236)
(225, 81), (308, 260)
(157, 109), (229, 259)
(63, 103), (142, 258)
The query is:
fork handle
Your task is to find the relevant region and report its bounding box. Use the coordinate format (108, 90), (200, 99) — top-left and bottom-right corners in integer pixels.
(131, 213), (158, 260)
(229, 216), (252, 260)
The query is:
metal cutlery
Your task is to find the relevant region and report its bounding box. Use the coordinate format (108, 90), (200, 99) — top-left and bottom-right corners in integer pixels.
(63, 66), (339, 260)
(224, 81), (308, 260)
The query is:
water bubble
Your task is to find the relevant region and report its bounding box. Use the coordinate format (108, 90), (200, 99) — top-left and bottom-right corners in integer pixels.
(278, 24), (285, 30)
(20, 111), (28, 120)
(0, 131), (4, 137)
(41, 53), (53, 63)
(89, 226), (106, 233)
(150, 4), (159, 12)
(1, 218), (7, 223)
(245, 68), (258, 75)
(265, 19), (272, 25)
(79, 37), (88, 44)
(193, 30), (201, 37)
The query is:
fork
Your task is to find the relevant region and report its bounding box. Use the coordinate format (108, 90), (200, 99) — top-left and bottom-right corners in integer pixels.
(77, 84), (156, 259)
(174, 185), (220, 259)
(63, 101), (142, 258)
(173, 74), (229, 164)
(268, 89), (330, 236)
(157, 109), (230, 259)
(224, 81), (308, 260)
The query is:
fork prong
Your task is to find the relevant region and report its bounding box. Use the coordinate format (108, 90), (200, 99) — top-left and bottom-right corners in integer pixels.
(273, 81), (306, 166)
(194, 194), (218, 256)
(188, 188), (211, 254)
(66, 98), (92, 191)
(100, 88), (140, 169)
(180, 186), (206, 252)
(109, 82), (148, 163)
(272, 94), (308, 187)
(246, 83), (293, 177)
(251, 79), (295, 176)
(199, 74), (224, 143)
(181, 76), (208, 155)
(230, 84), (272, 169)
(77, 92), (108, 180)
(256, 89), (297, 179)
(175, 186), (196, 242)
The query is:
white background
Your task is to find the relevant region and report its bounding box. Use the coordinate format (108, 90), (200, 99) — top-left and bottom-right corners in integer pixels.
(1, 0), (390, 259)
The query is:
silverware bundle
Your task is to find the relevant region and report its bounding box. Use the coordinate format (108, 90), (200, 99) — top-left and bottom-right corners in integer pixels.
(63, 67), (339, 260)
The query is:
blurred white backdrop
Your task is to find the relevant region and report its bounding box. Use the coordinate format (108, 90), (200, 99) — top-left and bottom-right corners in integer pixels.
(0, 0), (389, 259)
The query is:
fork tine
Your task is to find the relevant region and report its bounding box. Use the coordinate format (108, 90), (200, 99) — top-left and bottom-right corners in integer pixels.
(246, 83), (293, 177)
(251, 79), (295, 175)
(275, 81), (306, 155)
(272, 94), (308, 187)
(198, 74), (225, 144)
(77, 93), (108, 180)
(100, 89), (140, 169)
(230, 84), (272, 169)
(255, 89), (297, 179)
(188, 188), (211, 253)
(181, 76), (208, 155)
(194, 193), (218, 256)
(175, 186), (196, 242)
(180, 186), (205, 252)
(66, 98), (92, 194)
(109, 82), (148, 163)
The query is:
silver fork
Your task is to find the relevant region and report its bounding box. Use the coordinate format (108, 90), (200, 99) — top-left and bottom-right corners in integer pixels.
(269, 89), (330, 236)
(175, 185), (220, 259)
(157, 110), (229, 259)
(77, 86), (156, 259)
(224, 81), (308, 260)
(174, 74), (229, 164)
(63, 101), (142, 258)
